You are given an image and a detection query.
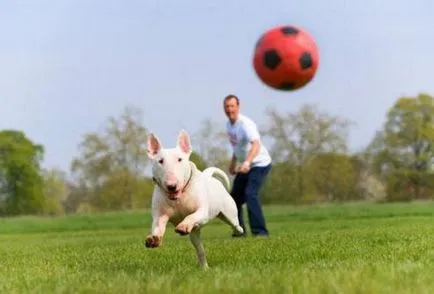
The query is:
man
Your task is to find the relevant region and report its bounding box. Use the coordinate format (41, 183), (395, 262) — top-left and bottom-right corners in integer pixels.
(223, 94), (272, 237)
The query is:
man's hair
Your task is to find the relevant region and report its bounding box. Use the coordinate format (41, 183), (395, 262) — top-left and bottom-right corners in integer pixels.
(223, 94), (239, 105)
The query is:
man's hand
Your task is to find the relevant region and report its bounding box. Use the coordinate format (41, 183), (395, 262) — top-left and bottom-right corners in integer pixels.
(238, 160), (251, 174)
(229, 154), (237, 175)
(229, 161), (236, 175)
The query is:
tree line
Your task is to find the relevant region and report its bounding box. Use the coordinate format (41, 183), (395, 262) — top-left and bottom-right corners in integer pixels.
(0, 93), (433, 216)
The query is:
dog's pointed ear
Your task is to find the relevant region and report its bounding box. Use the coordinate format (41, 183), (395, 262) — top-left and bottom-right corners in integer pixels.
(177, 129), (192, 155)
(147, 133), (162, 159)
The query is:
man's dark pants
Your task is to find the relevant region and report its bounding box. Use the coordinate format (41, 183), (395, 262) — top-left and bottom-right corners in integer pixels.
(230, 163), (272, 236)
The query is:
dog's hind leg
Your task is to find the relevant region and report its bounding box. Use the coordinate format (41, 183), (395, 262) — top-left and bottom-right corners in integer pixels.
(189, 228), (209, 269)
(218, 207), (244, 237)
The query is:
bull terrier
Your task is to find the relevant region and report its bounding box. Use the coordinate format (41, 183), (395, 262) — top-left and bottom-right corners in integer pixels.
(144, 129), (244, 269)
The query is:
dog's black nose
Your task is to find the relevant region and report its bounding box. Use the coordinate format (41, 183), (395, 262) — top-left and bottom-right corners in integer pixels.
(167, 184), (177, 192)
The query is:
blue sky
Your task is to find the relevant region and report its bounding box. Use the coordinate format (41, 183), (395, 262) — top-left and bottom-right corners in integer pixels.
(0, 0), (433, 172)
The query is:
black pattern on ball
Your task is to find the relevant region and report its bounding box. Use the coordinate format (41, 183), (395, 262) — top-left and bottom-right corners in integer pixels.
(263, 50), (281, 70)
(279, 82), (296, 90)
(281, 26), (299, 35)
(299, 52), (313, 69)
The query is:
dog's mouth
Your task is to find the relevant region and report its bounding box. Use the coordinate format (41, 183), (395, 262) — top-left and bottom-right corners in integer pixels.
(167, 189), (180, 200)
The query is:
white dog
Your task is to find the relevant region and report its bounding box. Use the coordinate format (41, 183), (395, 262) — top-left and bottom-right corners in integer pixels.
(144, 129), (244, 269)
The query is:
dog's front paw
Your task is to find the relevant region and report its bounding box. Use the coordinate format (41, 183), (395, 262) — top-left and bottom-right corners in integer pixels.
(145, 235), (162, 248)
(175, 222), (194, 236)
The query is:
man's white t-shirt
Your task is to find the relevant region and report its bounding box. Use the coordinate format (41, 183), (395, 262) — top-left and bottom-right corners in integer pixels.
(226, 113), (272, 167)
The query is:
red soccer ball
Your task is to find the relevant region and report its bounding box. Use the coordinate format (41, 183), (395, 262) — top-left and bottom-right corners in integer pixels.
(252, 25), (320, 91)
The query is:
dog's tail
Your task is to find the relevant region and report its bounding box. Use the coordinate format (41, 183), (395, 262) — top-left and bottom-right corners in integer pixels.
(202, 167), (231, 192)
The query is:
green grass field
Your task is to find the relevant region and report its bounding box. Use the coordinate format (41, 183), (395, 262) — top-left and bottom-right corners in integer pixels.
(1, 202), (434, 294)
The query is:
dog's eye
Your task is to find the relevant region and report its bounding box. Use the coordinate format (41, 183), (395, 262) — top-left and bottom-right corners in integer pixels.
(178, 157), (182, 162)
(158, 158), (164, 164)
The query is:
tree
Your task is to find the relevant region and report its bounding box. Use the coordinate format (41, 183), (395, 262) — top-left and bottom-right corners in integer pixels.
(0, 130), (46, 216)
(305, 152), (358, 202)
(262, 104), (353, 201)
(70, 105), (151, 211)
(62, 180), (90, 214)
(190, 151), (207, 171)
(41, 167), (68, 215)
(261, 161), (300, 204)
(348, 153), (386, 202)
(191, 118), (231, 169)
(90, 169), (154, 210)
(366, 93), (434, 200)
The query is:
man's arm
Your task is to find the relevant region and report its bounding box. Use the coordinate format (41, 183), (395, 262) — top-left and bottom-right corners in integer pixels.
(229, 153), (237, 174)
(242, 120), (262, 165)
(244, 140), (260, 164)
(231, 153), (237, 163)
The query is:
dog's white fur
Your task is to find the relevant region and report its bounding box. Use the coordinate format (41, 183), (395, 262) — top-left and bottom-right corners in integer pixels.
(144, 129), (244, 269)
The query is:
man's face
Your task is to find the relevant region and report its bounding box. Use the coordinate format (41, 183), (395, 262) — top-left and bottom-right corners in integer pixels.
(224, 97), (239, 122)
